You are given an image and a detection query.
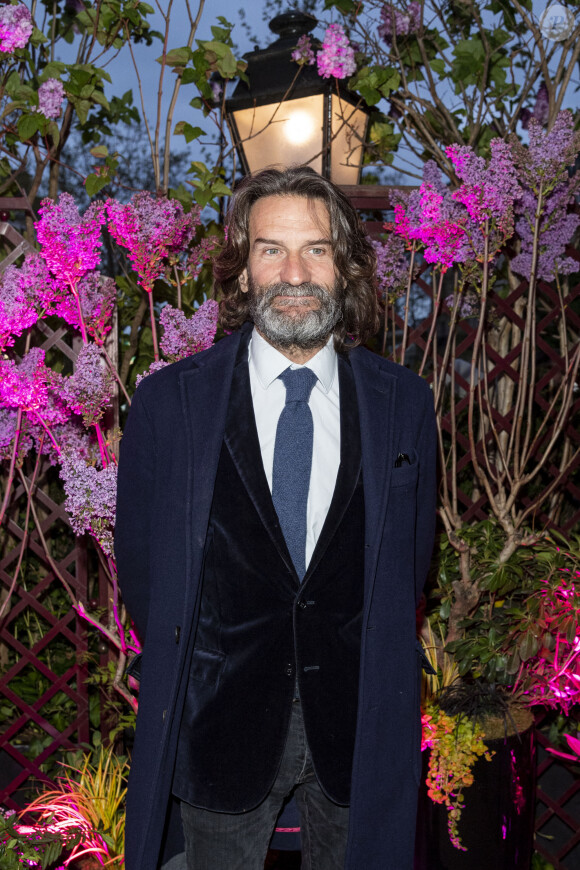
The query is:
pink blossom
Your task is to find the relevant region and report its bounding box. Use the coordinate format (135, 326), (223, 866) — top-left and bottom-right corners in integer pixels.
(446, 139), (520, 230)
(0, 348), (69, 428)
(0, 3), (32, 53)
(135, 360), (170, 387)
(159, 299), (219, 361)
(379, 2), (421, 44)
(107, 193), (201, 293)
(54, 271), (116, 343)
(36, 194), (106, 291)
(292, 34), (315, 66)
(38, 78), (65, 119)
(317, 24), (357, 79)
(0, 254), (57, 350)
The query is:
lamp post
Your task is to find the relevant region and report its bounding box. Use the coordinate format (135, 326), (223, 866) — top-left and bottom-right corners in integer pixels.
(224, 10), (371, 185)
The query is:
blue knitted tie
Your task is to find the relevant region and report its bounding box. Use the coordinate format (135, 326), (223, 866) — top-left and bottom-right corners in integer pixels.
(272, 367), (318, 580)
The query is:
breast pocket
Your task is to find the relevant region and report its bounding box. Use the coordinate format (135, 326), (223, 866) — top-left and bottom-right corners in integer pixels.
(391, 448), (419, 490)
(190, 647), (226, 687)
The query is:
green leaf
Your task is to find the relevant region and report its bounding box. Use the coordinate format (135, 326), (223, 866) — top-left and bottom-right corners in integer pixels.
(174, 122), (204, 143)
(323, 0), (355, 11)
(159, 46), (192, 67)
(17, 113), (41, 141)
(430, 58), (446, 76)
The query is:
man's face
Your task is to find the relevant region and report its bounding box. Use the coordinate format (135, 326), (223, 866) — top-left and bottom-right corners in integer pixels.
(241, 195), (342, 353)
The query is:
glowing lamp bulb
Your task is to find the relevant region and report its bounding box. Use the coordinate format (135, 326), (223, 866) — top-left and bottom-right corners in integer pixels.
(283, 110), (316, 145)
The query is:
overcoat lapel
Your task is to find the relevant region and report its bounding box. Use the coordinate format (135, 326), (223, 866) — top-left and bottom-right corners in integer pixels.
(350, 348), (398, 595)
(177, 327), (247, 617)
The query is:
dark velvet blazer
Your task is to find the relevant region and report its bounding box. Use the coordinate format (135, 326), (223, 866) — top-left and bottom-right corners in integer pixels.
(115, 323), (437, 870)
(172, 340), (365, 811)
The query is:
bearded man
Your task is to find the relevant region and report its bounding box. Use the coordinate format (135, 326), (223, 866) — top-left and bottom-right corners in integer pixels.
(115, 166), (436, 870)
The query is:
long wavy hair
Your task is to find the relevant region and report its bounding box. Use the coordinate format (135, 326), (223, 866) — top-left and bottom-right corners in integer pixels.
(214, 166), (379, 351)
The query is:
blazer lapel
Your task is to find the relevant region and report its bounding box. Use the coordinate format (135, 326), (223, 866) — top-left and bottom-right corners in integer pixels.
(350, 348), (398, 594)
(303, 352), (362, 582)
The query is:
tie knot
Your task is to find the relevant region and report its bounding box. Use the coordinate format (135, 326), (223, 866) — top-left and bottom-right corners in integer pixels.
(279, 366), (318, 404)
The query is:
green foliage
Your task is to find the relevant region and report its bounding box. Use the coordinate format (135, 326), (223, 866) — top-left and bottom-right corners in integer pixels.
(0, 809), (83, 870)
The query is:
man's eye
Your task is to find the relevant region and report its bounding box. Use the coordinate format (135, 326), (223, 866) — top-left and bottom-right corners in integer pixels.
(264, 248), (279, 255)
(310, 247), (327, 255)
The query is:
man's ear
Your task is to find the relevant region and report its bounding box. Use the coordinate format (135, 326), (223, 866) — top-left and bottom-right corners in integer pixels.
(239, 269), (249, 294)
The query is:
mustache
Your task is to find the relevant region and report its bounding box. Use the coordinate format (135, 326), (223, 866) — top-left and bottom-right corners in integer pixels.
(253, 282), (332, 304)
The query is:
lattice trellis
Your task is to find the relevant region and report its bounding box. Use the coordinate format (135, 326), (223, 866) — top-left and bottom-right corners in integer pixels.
(383, 253), (580, 533)
(0, 223), (91, 808)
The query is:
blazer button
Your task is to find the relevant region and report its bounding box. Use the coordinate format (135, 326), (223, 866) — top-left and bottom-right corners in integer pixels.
(298, 600), (307, 609)
(285, 663), (293, 677)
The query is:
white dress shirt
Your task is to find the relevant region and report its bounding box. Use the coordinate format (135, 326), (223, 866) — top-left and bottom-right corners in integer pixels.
(248, 328), (341, 569)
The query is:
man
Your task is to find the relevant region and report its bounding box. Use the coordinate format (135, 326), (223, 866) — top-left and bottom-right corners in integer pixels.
(115, 166), (436, 870)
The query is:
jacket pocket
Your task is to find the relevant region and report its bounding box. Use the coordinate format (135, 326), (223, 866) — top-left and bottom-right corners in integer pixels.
(190, 647), (226, 686)
(391, 448), (419, 489)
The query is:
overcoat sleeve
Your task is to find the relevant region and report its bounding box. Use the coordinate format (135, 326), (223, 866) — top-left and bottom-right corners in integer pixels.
(114, 387), (156, 643)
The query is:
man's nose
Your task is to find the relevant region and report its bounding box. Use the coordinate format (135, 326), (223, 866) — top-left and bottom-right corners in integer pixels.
(279, 252), (310, 286)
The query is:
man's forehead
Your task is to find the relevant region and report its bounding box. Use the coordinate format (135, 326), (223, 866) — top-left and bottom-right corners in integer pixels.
(248, 195), (330, 228)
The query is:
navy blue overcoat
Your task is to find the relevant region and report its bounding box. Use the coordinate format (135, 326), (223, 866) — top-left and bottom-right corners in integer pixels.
(115, 326), (437, 870)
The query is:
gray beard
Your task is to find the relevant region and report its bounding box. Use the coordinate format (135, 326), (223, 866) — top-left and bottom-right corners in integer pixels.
(247, 280), (342, 351)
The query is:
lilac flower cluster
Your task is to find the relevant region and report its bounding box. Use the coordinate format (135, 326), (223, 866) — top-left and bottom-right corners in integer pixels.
(0, 407), (33, 462)
(317, 24), (357, 79)
(392, 164), (469, 270)
(292, 34), (315, 66)
(61, 343), (113, 426)
(511, 186), (579, 283)
(54, 271), (116, 343)
(511, 112), (580, 282)
(0, 3), (33, 53)
(525, 112), (579, 179)
(372, 235), (410, 301)
(445, 291), (480, 319)
(135, 360), (170, 387)
(394, 145), (523, 272)
(60, 453), (117, 555)
(0, 254), (56, 350)
(38, 78), (65, 119)
(36, 194), (105, 290)
(378, 2), (421, 44)
(446, 139), (521, 230)
(0, 348), (68, 426)
(107, 193), (201, 292)
(159, 299), (219, 361)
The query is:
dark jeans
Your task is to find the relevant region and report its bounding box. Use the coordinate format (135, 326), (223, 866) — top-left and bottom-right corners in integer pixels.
(180, 701), (350, 870)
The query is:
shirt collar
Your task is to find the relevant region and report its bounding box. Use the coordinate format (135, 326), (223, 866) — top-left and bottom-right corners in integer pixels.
(249, 327), (337, 395)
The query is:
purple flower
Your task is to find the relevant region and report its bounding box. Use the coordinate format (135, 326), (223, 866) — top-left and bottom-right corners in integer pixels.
(60, 453), (117, 555)
(0, 348), (69, 427)
(379, 2), (421, 44)
(38, 78), (65, 119)
(36, 194), (105, 290)
(317, 24), (356, 79)
(0, 3), (33, 53)
(0, 254), (56, 350)
(54, 271), (116, 343)
(159, 299), (219, 361)
(445, 290), (479, 319)
(511, 184), (580, 282)
(372, 235), (410, 300)
(446, 139), (521, 230)
(107, 193), (201, 293)
(61, 343), (113, 426)
(525, 111), (579, 178)
(292, 34), (315, 66)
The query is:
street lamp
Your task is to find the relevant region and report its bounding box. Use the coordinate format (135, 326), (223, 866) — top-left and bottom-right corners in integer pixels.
(224, 10), (370, 184)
